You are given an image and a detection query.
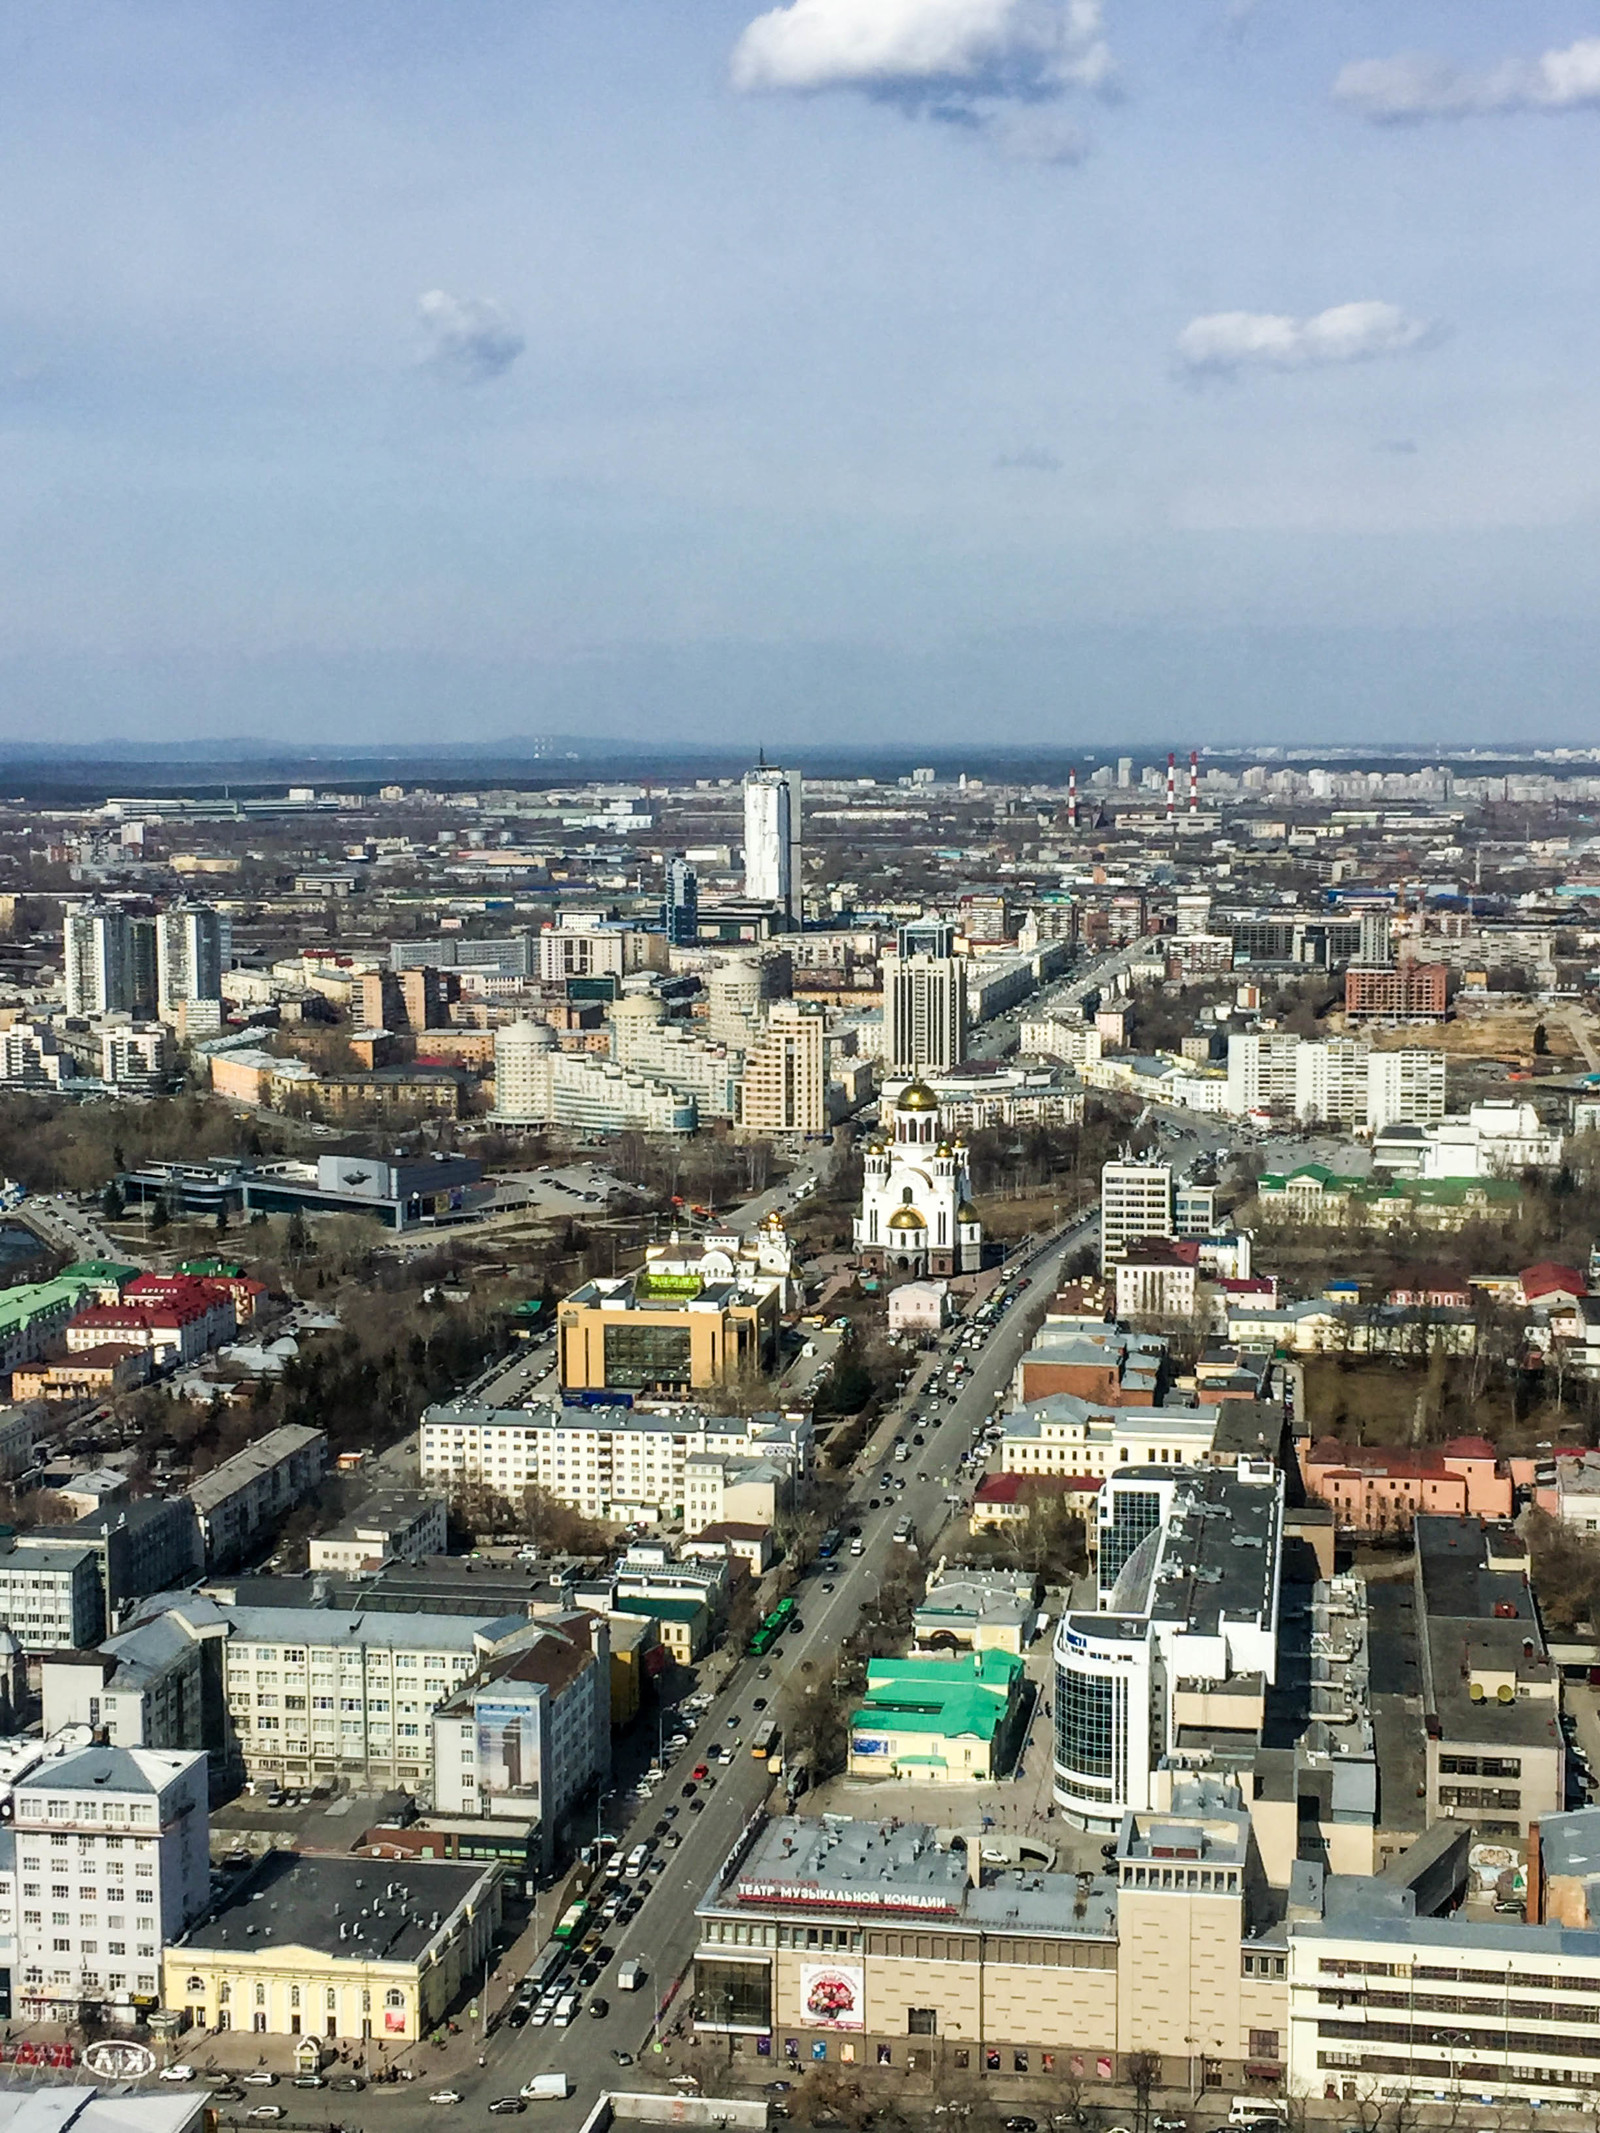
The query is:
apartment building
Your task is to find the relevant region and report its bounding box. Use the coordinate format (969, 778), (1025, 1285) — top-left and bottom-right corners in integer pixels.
(1366, 1046), (1447, 1131)
(608, 998), (740, 1119)
(492, 1020), (697, 1133)
(10, 1742), (209, 2022)
(1345, 962), (1448, 1022)
(419, 1400), (812, 1523)
(187, 1425), (327, 1569)
(1099, 1160), (1214, 1274)
(737, 1000), (827, 1136)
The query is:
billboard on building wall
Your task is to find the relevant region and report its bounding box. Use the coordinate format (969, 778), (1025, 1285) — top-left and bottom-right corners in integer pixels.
(800, 1963), (865, 2031)
(476, 1698), (541, 1800)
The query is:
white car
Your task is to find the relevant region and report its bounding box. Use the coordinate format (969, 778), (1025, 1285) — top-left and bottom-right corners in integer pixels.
(160, 2067), (197, 2084)
(428, 2091), (464, 2107)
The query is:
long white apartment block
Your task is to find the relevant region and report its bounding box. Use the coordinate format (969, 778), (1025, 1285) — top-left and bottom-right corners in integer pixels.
(420, 1398), (813, 1522)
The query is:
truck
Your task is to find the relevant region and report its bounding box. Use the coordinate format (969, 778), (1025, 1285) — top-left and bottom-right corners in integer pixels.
(520, 2075), (574, 2101)
(617, 1959), (647, 1992)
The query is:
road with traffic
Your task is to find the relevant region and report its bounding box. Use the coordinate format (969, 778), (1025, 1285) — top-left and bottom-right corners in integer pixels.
(230, 1204), (1100, 2133)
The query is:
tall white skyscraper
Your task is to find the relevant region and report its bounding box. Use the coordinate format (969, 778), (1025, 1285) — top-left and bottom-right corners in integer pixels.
(64, 901), (135, 1016)
(156, 902), (224, 1022)
(883, 950), (967, 1074)
(742, 763), (802, 921)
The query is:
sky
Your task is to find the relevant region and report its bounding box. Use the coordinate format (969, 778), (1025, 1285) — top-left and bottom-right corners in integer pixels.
(0, 0), (1597, 750)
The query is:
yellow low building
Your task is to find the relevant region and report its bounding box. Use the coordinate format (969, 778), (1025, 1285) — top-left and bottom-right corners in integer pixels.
(165, 1851), (499, 2044)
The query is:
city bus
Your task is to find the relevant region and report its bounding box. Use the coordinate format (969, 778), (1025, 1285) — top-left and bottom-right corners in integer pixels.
(816, 1528), (842, 1561)
(746, 1595), (798, 1657)
(553, 1900), (591, 1944)
(528, 1940), (570, 1994)
(750, 1718), (780, 1762)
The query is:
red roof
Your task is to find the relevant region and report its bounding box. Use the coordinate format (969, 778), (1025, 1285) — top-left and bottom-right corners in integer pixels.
(71, 1303), (204, 1331)
(1521, 1262), (1588, 1301)
(1304, 1438), (1455, 1480)
(974, 1473), (1102, 1503)
(1440, 1434), (1498, 1460)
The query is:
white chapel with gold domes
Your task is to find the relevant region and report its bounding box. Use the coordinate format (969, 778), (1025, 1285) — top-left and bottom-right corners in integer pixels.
(853, 1079), (984, 1278)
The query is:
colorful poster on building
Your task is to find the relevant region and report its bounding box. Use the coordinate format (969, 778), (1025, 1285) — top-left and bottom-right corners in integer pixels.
(476, 1697), (540, 1800)
(800, 1963), (864, 2031)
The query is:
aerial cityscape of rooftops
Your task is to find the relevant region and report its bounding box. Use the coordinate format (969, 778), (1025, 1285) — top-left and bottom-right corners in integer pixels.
(0, 746), (1597, 2130)
(10, 0), (1600, 2116)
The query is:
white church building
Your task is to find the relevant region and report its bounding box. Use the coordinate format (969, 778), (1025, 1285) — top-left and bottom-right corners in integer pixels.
(854, 1079), (984, 1279)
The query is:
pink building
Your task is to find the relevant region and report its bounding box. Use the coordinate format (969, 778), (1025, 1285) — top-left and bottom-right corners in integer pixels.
(1302, 1432), (1511, 1533)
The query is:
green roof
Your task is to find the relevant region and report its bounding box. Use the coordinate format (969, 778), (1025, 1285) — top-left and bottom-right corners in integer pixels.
(178, 1258), (244, 1278)
(851, 1650), (1023, 1743)
(60, 1260), (139, 1286)
(0, 1276), (98, 1336)
(610, 1594), (708, 1625)
(1259, 1170), (1521, 1208)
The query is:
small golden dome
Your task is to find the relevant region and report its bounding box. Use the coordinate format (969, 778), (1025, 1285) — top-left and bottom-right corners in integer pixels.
(897, 1079), (939, 1112)
(935, 1141), (952, 1158)
(887, 1205), (928, 1230)
(957, 1200), (980, 1224)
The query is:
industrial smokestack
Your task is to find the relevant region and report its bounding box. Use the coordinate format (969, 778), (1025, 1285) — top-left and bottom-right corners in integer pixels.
(1068, 768), (1079, 828)
(1166, 752), (1176, 824)
(1189, 749), (1199, 816)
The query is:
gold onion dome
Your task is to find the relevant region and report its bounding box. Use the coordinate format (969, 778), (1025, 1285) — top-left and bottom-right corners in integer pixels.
(897, 1080), (939, 1111)
(887, 1205), (928, 1230)
(957, 1200), (980, 1223)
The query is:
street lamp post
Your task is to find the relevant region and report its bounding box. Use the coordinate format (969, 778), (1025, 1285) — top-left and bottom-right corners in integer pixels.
(1431, 2028), (1470, 2100)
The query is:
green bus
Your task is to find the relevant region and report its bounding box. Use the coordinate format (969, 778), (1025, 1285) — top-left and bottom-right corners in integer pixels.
(746, 1595), (798, 1657)
(553, 1900), (591, 1944)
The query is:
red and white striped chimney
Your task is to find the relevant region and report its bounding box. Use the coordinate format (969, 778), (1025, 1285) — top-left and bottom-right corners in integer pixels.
(1166, 752), (1176, 823)
(1189, 749), (1199, 816)
(1068, 767), (1078, 827)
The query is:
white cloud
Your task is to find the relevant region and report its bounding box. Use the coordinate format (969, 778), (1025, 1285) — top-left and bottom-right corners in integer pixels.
(416, 290), (525, 385)
(1334, 37), (1600, 122)
(730, 0), (1111, 152)
(1175, 301), (1439, 377)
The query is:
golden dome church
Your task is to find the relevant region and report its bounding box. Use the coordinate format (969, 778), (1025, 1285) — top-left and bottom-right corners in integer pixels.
(853, 1079), (984, 1278)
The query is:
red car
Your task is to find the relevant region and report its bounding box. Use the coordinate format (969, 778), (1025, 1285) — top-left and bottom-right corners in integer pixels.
(692, 1763), (709, 1780)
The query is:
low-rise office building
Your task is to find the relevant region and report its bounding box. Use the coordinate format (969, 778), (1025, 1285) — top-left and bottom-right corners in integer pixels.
(998, 1393), (1220, 1481)
(306, 1492), (447, 1579)
(165, 1850), (499, 2043)
(0, 1540), (104, 1649)
(848, 1651), (1026, 1781)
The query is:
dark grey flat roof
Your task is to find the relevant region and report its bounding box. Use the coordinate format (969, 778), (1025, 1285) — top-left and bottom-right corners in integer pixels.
(181, 1851), (488, 1964)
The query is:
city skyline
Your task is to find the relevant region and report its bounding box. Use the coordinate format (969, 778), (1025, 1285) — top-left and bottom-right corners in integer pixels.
(0, 1), (1593, 743)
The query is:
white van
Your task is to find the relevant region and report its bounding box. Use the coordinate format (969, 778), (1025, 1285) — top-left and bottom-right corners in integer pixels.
(849, 1537), (864, 1557)
(1228, 2101), (1287, 2126)
(625, 1843), (650, 1877)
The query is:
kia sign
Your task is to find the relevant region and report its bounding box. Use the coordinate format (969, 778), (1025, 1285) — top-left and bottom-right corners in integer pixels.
(84, 2041), (156, 2081)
